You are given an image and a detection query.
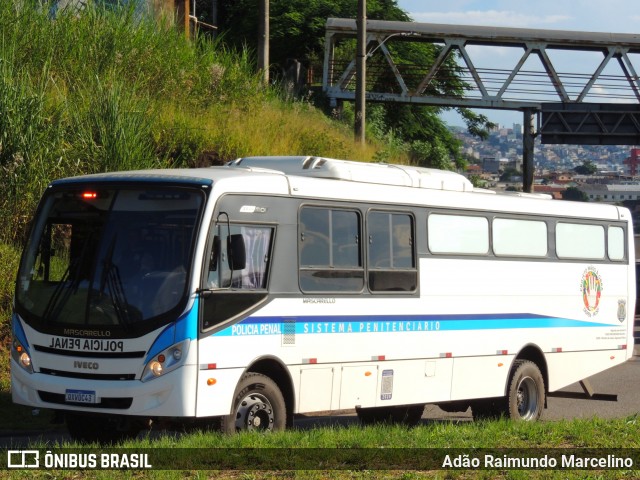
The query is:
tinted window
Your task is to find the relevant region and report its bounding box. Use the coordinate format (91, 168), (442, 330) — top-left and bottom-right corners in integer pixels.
(207, 225), (273, 289)
(368, 211), (416, 292)
(299, 207), (363, 292)
(15, 187), (203, 335)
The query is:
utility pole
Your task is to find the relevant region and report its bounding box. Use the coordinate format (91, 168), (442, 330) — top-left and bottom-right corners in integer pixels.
(211, 0), (218, 38)
(184, 0), (190, 38)
(523, 108), (536, 193)
(258, 0), (270, 85)
(354, 0), (366, 144)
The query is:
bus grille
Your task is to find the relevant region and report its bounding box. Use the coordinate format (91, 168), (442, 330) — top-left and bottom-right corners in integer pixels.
(37, 391), (133, 409)
(39, 368), (136, 381)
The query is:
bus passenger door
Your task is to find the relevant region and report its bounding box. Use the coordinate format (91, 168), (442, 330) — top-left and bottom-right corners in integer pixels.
(200, 223), (274, 331)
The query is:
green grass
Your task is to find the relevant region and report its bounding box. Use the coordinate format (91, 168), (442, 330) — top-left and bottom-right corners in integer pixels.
(1, 417), (638, 479)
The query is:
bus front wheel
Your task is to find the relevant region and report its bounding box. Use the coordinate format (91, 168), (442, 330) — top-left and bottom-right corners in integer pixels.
(506, 360), (545, 421)
(220, 372), (286, 434)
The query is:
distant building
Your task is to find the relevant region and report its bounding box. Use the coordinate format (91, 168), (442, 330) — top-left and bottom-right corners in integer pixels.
(549, 172), (575, 184)
(465, 164), (482, 175)
(534, 185), (564, 200)
(512, 123), (522, 139)
(579, 184), (640, 203)
(49, 0), (199, 36)
(507, 158), (523, 172)
(623, 148), (640, 176)
(482, 157), (500, 174)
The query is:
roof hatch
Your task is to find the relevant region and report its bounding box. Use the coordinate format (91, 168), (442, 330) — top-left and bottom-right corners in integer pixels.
(228, 156), (473, 192)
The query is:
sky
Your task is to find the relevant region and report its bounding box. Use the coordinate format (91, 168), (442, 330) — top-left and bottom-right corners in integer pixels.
(395, 0), (640, 129)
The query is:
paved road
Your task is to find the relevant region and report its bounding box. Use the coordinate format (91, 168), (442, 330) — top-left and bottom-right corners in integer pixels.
(542, 355), (640, 421)
(1, 356), (638, 448)
(297, 355), (640, 426)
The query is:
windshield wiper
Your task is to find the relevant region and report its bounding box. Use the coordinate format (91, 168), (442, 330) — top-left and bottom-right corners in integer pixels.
(42, 259), (75, 322)
(42, 231), (94, 323)
(100, 236), (132, 329)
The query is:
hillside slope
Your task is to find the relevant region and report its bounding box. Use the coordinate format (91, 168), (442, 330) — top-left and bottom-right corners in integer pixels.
(0, 1), (405, 244)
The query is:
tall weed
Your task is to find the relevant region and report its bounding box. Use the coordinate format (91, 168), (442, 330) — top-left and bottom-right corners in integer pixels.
(0, 243), (19, 342)
(66, 79), (160, 172)
(0, 55), (65, 242)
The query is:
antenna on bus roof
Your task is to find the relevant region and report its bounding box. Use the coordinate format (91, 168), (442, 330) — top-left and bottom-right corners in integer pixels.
(228, 156), (473, 192)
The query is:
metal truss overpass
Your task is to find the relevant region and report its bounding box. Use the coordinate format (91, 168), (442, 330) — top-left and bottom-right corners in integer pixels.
(322, 18), (640, 191)
(322, 18), (640, 110)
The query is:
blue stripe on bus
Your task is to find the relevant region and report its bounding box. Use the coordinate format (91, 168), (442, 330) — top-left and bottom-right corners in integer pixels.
(213, 313), (612, 337)
(145, 298), (199, 362)
(12, 313), (30, 351)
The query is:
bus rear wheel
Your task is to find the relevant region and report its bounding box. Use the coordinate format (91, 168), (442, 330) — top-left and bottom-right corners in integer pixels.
(220, 372), (286, 434)
(506, 360), (545, 421)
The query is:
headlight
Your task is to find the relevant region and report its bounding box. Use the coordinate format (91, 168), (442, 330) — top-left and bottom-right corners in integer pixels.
(141, 339), (189, 382)
(12, 338), (33, 374)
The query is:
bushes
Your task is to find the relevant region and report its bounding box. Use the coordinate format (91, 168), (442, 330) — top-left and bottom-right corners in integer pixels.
(0, 244), (19, 344)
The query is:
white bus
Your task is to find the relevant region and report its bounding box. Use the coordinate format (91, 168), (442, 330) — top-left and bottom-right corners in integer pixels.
(11, 156), (636, 442)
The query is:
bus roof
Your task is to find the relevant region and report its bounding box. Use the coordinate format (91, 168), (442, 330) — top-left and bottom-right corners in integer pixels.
(46, 158), (627, 221)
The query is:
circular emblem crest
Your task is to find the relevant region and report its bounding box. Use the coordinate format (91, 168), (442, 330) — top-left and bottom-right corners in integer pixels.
(581, 267), (602, 317)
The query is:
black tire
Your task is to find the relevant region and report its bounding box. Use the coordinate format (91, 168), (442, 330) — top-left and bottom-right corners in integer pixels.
(356, 404), (424, 426)
(506, 360), (545, 421)
(66, 413), (140, 445)
(220, 372), (286, 434)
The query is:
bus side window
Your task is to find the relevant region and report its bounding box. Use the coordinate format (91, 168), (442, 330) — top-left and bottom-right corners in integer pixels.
(207, 226), (273, 290)
(368, 211), (416, 292)
(299, 206), (364, 292)
(332, 210), (360, 267)
(300, 208), (330, 267)
(392, 219), (414, 268)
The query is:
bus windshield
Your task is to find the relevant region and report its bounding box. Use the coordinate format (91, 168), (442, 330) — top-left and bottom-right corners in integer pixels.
(15, 186), (204, 336)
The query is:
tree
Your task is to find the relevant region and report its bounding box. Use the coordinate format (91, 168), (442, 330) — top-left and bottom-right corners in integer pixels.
(217, 0), (410, 66)
(468, 174), (487, 188)
(562, 186), (589, 202)
(500, 167), (521, 182)
(215, 0), (495, 169)
(573, 161), (597, 175)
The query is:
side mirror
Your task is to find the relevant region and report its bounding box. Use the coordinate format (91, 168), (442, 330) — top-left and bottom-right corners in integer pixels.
(227, 234), (246, 271)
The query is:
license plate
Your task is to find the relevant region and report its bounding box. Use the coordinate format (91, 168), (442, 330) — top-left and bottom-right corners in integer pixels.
(65, 389), (97, 404)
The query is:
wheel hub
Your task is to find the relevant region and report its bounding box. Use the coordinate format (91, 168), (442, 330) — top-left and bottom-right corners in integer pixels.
(516, 376), (538, 420)
(235, 393), (274, 431)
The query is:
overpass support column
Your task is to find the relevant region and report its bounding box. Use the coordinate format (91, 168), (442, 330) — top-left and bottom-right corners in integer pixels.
(523, 108), (536, 193)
